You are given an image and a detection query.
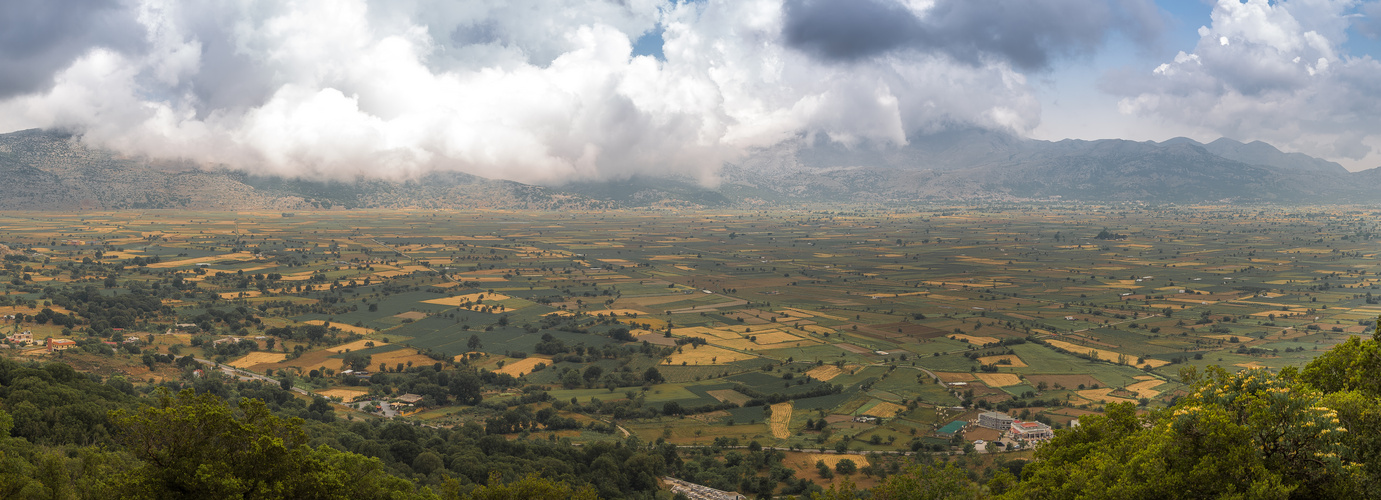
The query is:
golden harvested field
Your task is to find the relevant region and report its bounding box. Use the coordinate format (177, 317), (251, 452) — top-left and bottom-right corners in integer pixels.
(1077, 388), (1138, 404)
(144, 253), (255, 268)
(326, 339), (377, 353)
(805, 365), (844, 381)
(219, 291), (263, 299)
(228, 352), (286, 369)
(394, 311), (428, 320)
(0, 304), (77, 315)
(749, 331), (806, 344)
(1126, 380), (1165, 398)
(935, 372), (976, 382)
(804, 453), (871, 469)
(494, 357), (548, 376)
(421, 292), (513, 307)
(863, 401), (906, 418)
(977, 354), (1027, 367)
(672, 326), (742, 340)
(770, 402), (793, 439)
(707, 389), (752, 406)
(1044, 339), (1170, 368)
(665, 345), (755, 365)
(371, 348), (440, 368)
(975, 373), (1024, 387)
(316, 388), (368, 402)
(949, 334), (1001, 345)
(304, 320), (375, 335)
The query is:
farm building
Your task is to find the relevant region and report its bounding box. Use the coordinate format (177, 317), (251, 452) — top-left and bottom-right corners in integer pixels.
(396, 393), (424, 406)
(1011, 420), (1054, 440)
(937, 420), (967, 438)
(8, 330), (33, 344)
(979, 411), (1014, 430)
(46, 338), (76, 352)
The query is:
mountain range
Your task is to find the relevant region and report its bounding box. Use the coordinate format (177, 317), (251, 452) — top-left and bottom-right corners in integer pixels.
(1, 128), (1376, 210)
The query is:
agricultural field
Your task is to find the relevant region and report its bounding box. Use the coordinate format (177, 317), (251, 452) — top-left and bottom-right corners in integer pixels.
(0, 204), (1377, 461)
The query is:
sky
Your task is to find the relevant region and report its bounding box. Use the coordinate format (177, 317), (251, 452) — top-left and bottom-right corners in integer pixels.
(2, 0), (1381, 184)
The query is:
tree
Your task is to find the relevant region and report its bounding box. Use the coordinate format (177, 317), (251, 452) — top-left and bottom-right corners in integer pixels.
(870, 464), (983, 500)
(835, 459), (857, 476)
(1009, 365), (1365, 499)
(642, 367), (664, 384)
(342, 351), (372, 372)
(468, 335), (482, 350)
(455, 472), (597, 500)
(111, 389), (423, 499)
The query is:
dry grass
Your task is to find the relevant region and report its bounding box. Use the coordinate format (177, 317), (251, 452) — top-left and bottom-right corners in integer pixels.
(770, 402), (793, 439)
(805, 365), (844, 382)
(804, 453), (871, 469)
(665, 345), (755, 365)
(949, 334), (1001, 346)
(1077, 388), (1138, 404)
(976, 354), (1027, 367)
(304, 320), (375, 335)
(975, 373), (1023, 387)
(1126, 380), (1165, 398)
(421, 292), (513, 307)
(326, 339), (377, 353)
(227, 352), (286, 369)
(494, 357), (548, 377)
(748, 331), (805, 344)
(316, 388), (368, 402)
(862, 401), (906, 418)
(1044, 339), (1170, 368)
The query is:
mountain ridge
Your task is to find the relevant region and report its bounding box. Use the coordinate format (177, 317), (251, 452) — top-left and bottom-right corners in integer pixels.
(1, 128), (1377, 209)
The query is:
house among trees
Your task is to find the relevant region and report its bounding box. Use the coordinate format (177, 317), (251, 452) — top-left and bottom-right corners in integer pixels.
(1010, 419), (1054, 440)
(396, 393), (424, 406)
(8, 330), (33, 345)
(46, 337), (76, 352)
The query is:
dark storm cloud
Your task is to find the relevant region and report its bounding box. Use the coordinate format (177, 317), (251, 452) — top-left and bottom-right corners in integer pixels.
(783, 0), (1163, 71)
(0, 0), (145, 98)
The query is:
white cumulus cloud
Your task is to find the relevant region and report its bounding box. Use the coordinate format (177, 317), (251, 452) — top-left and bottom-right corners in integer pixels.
(1111, 0), (1381, 166)
(0, 0), (1138, 184)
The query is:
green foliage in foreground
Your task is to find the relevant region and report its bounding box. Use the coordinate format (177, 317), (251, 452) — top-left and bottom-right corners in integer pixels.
(812, 327), (1381, 500)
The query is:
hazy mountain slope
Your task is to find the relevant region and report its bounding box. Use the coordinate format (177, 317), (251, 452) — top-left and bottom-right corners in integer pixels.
(1, 127), (1376, 208)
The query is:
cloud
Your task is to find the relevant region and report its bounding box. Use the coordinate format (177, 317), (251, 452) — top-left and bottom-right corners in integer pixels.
(1111, 0), (1381, 164)
(782, 0), (1166, 71)
(0, 0), (145, 99)
(0, 0), (1054, 185)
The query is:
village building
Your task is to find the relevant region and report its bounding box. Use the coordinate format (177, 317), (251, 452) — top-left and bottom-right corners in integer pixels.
(8, 330), (33, 344)
(1010, 420), (1054, 440)
(979, 411), (1014, 430)
(46, 337), (76, 352)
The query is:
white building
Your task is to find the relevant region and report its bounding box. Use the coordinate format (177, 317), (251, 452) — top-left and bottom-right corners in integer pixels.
(979, 411), (1014, 430)
(1010, 420), (1054, 440)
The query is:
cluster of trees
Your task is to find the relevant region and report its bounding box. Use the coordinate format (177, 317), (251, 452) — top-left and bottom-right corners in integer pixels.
(817, 325), (1381, 499)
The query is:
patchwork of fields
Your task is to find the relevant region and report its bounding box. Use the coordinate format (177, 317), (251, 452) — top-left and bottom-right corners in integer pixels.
(1, 206), (1374, 456)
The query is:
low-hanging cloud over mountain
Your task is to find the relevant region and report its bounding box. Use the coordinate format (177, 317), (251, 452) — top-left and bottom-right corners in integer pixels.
(1110, 0), (1381, 164)
(0, 0), (1160, 185)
